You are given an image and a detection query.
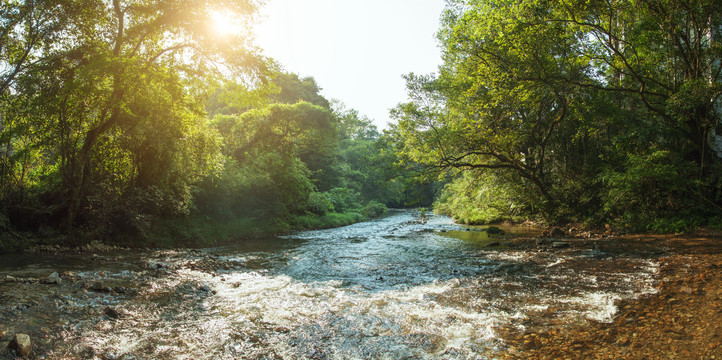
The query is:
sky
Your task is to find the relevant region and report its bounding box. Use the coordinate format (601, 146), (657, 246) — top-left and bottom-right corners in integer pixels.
(253, 0), (446, 130)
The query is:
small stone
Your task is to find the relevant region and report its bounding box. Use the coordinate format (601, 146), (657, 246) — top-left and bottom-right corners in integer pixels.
(9, 333), (31, 357)
(199, 285), (215, 294)
(90, 281), (111, 292)
(552, 241), (570, 249)
(104, 307), (120, 319)
(42, 272), (62, 285)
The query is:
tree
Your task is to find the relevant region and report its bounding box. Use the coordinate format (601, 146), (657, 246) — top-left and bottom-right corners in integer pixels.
(393, 0), (722, 227)
(1, 0), (268, 229)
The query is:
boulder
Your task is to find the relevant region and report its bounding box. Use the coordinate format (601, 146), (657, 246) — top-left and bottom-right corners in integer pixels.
(550, 227), (565, 237)
(8, 333), (31, 357)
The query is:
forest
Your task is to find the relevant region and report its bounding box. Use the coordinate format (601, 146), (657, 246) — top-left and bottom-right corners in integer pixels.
(0, 0), (435, 253)
(392, 0), (722, 232)
(1, 0), (721, 254)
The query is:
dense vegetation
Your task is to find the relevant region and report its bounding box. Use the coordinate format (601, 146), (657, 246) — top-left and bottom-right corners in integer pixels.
(2, 0), (720, 253)
(392, 0), (722, 231)
(0, 0), (413, 252)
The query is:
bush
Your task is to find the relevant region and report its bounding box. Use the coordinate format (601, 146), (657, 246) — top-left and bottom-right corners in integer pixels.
(361, 201), (387, 218)
(601, 150), (706, 232)
(323, 187), (361, 213)
(306, 192), (335, 215)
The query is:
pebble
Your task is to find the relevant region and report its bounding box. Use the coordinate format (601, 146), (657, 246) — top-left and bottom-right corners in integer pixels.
(104, 307), (120, 319)
(90, 281), (112, 293)
(43, 272), (62, 285)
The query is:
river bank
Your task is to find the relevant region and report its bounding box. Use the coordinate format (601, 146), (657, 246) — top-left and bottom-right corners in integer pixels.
(0, 209), (378, 255)
(499, 232), (722, 359)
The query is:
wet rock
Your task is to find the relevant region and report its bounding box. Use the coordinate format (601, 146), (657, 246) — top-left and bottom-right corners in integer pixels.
(552, 241), (570, 249)
(199, 285), (216, 294)
(90, 281), (112, 293)
(42, 271), (62, 285)
(487, 241), (501, 247)
(486, 226), (505, 235)
(8, 333), (31, 357)
(104, 307), (120, 319)
(535, 238), (551, 246)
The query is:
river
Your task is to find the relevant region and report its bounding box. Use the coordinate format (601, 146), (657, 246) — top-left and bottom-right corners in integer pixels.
(0, 210), (660, 359)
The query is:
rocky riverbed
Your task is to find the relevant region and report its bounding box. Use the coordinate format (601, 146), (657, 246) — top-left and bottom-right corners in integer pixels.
(0, 211), (718, 359)
(498, 232), (722, 359)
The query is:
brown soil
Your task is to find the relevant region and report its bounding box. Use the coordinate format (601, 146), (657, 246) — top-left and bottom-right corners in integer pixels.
(499, 232), (722, 359)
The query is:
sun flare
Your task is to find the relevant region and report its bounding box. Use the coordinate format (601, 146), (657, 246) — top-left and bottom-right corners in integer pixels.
(210, 10), (241, 37)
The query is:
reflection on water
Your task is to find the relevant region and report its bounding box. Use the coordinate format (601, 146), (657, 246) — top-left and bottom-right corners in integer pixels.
(0, 210), (659, 359)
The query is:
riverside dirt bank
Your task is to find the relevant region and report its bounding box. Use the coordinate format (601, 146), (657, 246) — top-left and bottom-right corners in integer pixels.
(499, 232), (722, 359)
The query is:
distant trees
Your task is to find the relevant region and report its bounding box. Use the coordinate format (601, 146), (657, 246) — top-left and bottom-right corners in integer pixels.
(392, 0), (722, 230)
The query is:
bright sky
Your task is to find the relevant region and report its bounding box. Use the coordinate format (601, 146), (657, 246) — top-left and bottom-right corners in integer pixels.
(253, 0), (446, 130)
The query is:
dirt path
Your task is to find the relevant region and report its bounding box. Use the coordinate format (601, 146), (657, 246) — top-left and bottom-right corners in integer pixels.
(501, 233), (722, 359)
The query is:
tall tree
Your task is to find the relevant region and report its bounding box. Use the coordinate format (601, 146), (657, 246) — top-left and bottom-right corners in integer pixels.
(2, 0), (267, 229)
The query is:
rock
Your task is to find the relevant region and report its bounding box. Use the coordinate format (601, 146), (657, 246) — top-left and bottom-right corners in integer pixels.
(550, 227), (565, 237)
(42, 272), (62, 285)
(535, 239), (550, 246)
(199, 285), (215, 294)
(90, 281), (112, 292)
(8, 333), (31, 357)
(487, 242), (501, 247)
(486, 226), (505, 235)
(552, 241), (570, 249)
(104, 307), (120, 319)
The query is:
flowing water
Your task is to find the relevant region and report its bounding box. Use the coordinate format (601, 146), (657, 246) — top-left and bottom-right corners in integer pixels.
(0, 210), (661, 359)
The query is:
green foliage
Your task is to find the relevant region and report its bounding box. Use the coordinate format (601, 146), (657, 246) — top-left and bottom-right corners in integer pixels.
(291, 211), (365, 230)
(601, 151), (709, 232)
(392, 0), (722, 230)
(361, 201), (387, 218)
(0, 0), (412, 252)
(435, 171), (531, 224)
(306, 192), (335, 215)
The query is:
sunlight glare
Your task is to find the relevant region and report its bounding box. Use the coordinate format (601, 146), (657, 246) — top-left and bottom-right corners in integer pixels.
(210, 10), (241, 37)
